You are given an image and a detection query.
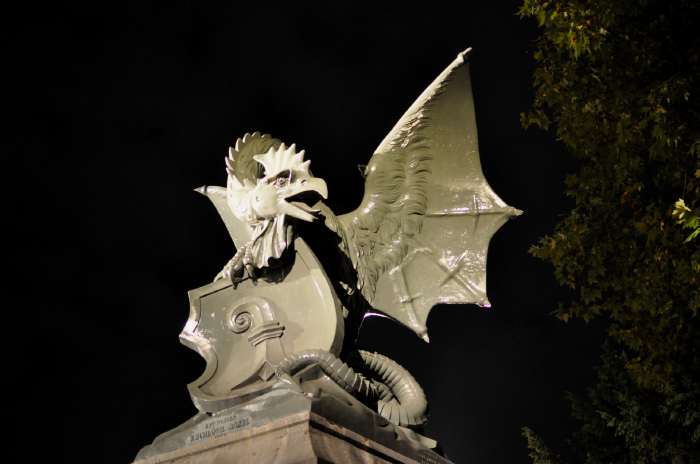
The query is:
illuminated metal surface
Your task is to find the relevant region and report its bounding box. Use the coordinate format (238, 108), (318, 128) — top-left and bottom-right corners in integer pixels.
(136, 48), (521, 461)
(336, 48), (522, 340)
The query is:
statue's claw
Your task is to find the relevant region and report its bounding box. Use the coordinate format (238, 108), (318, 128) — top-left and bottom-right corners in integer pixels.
(214, 244), (247, 283)
(213, 267), (230, 282)
(241, 243), (259, 284)
(214, 240), (260, 286)
(245, 265), (257, 285)
(214, 258), (238, 282)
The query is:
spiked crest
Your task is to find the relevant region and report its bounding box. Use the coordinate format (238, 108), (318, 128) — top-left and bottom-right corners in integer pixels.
(225, 132), (283, 187)
(252, 143), (310, 179)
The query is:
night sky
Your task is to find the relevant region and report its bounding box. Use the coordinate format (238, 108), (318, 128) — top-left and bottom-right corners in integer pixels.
(18, 3), (603, 463)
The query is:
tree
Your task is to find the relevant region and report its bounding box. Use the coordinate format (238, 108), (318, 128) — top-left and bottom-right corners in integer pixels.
(517, 1), (700, 462)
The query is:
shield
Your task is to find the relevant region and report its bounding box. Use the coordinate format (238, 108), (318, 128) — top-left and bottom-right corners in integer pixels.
(180, 238), (344, 412)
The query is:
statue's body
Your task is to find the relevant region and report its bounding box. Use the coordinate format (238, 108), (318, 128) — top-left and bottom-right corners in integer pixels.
(135, 48), (521, 463)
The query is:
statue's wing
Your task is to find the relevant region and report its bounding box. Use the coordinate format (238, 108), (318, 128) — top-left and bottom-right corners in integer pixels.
(336, 48), (522, 341)
(194, 185), (252, 248)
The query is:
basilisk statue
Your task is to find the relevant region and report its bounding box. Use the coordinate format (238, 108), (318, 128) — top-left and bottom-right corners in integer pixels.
(135, 48), (521, 462)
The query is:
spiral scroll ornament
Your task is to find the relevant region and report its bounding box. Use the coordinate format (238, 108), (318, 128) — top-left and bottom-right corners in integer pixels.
(229, 310), (252, 334)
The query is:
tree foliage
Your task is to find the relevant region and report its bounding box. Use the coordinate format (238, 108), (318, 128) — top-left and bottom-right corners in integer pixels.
(673, 198), (700, 245)
(523, 426), (562, 464)
(518, 0), (700, 462)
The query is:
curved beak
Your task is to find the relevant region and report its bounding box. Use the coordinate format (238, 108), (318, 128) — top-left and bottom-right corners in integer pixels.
(281, 177), (328, 222)
(301, 177), (328, 200)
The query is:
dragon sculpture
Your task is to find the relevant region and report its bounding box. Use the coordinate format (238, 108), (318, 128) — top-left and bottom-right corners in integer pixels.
(190, 48), (521, 430)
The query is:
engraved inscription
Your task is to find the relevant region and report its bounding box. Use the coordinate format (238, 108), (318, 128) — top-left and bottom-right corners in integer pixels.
(419, 450), (443, 464)
(187, 415), (251, 444)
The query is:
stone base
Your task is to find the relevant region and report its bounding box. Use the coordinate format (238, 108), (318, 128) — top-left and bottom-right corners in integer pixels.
(134, 368), (452, 464)
(135, 409), (445, 464)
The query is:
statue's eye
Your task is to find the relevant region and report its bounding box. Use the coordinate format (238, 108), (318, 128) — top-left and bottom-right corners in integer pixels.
(270, 170), (291, 187)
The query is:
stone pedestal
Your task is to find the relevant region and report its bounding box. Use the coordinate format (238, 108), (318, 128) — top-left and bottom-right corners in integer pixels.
(134, 369), (453, 464)
(134, 408), (447, 464)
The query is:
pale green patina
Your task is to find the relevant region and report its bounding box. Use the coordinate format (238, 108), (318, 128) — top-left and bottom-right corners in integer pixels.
(136, 48), (520, 461)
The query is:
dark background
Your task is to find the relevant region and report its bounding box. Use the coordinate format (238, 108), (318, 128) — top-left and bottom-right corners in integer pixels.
(16, 3), (602, 463)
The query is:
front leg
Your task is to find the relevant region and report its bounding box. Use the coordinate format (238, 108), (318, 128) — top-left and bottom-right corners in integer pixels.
(241, 243), (258, 283)
(214, 241), (259, 285)
(214, 243), (246, 281)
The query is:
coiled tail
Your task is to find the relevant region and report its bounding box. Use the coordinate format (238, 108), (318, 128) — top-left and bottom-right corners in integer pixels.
(276, 349), (427, 426)
(358, 350), (427, 426)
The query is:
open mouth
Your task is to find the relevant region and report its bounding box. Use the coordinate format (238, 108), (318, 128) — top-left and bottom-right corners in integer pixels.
(285, 190), (323, 216)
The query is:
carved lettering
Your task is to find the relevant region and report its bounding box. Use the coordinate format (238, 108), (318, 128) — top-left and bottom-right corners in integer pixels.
(187, 415), (251, 444)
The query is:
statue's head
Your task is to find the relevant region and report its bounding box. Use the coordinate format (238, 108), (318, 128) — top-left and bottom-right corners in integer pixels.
(213, 133), (329, 271)
(225, 135), (327, 227)
(248, 144), (328, 222)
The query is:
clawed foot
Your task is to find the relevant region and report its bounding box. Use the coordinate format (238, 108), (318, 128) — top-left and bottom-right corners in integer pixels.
(214, 242), (258, 286)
